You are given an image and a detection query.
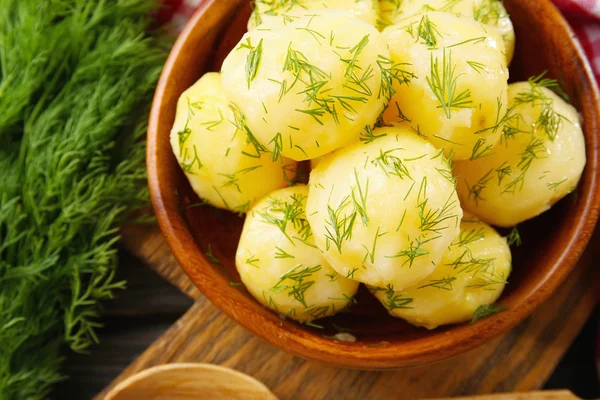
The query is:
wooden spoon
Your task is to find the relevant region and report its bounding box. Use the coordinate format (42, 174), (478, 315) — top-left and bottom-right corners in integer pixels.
(104, 363), (277, 400)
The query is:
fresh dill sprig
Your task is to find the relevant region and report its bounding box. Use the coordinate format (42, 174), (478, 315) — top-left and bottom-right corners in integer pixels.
(324, 197), (357, 253)
(269, 132), (284, 162)
(470, 138), (495, 160)
(346, 267), (359, 279)
(206, 244), (222, 265)
(385, 236), (431, 267)
(326, 271), (339, 281)
(417, 191), (460, 235)
(416, 15), (442, 48)
(438, 0), (462, 12)
(258, 193), (311, 244)
(473, 0), (506, 25)
(394, 102), (412, 123)
(362, 226), (384, 264)
(471, 303), (506, 323)
(452, 227), (485, 247)
(218, 165), (262, 192)
(495, 161), (512, 185)
(200, 108), (225, 131)
(377, 55), (416, 101)
(344, 35), (370, 84)
(180, 145), (203, 174)
(351, 168), (370, 226)
(275, 246), (295, 259)
(447, 37), (486, 48)
(467, 60), (486, 74)
(507, 227), (522, 246)
(431, 148), (456, 185)
(446, 249), (496, 276)
(271, 264), (322, 307)
(503, 137), (548, 193)
(512, 72), (571, 141)
(295, 15), (326, 45)
(475, 99), (515, 136)
(418, 277), (456, 290)
(360, 125), (387, 144)
(246, 254), (260, 268)
(372, 148), (413, 180)
(240, 38), (264, 89)
(383, 284), (414, 310)
(229, 103), (266, 158)
(466, 168), (493, 205)
(547, 177), (568, 191)
(427, 49), (475, 119)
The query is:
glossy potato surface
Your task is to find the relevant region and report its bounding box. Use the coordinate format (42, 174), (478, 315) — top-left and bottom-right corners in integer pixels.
(306, 126), (463, 290)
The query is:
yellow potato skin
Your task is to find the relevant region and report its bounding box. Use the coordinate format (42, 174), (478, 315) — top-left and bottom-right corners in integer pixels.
(248, 0), (379, 30)
(382, 12), (509, 161)
(236, 185), (359, 322)
(170, 72), (297, 213)
(306, 126), (463, 290)
(378, 0), (515, 63)
(454, 82), (585, 227)
(370, 215), (511, 329)
(222, 11), (388, 161)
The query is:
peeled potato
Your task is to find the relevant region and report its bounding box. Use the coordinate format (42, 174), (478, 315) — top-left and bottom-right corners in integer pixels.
(370, 214), (511, 329)
(236, 185), (359, 322)
(248, 0), (379, 30)
(222, 11), (389, 161)
(381, 12), (509, 160)
(378, 0), (515, 63)
(454, 80), (585, 227)
(306, 125), (463, 290)
(170, 72), (297, 213)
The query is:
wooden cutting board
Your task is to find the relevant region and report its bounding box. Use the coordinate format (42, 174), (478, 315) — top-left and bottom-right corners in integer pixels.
(96, 224), (598, 400)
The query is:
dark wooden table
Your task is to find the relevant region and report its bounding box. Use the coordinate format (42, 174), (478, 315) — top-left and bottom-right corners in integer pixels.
(53, 248), (599, 400)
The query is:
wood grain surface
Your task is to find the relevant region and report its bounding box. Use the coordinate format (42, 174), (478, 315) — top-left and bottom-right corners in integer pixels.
(433, 391), (580, 400)
(97, 224), (599, 400)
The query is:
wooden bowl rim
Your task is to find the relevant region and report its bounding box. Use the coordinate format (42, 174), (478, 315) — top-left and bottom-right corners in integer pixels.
(104, 363), (276, 400)
(148, 0), (600, 368)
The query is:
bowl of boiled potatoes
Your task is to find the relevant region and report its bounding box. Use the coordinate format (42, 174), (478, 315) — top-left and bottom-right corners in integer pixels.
(148, 0), (600, 368)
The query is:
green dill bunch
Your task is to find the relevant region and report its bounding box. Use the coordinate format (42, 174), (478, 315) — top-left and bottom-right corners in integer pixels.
(378, 0), (514, 63)
(236, 185), (359, 323)
(454, 79), (585, 227)
(0, 0), (167, 397)
(248, 0), (379, 30)
(221, 10), (389, 161)
(306, 125), (463, 290)
(170, 72), (297, 214)
(369, 213), (511, 329)
(381, 11), (509, 161)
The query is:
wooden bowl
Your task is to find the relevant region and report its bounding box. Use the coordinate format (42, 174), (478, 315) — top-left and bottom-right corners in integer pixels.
(104, 363), (277, 400)
(148, 0), (600, 368)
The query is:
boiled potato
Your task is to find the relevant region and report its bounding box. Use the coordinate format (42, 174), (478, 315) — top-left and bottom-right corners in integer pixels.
(236, 185), (359, 322)
(222, 11), (389, 161)
(170, 72), (297, 213)
(454, 80), (585, 227)
(381, 12), (509, 160)
(370, 214), (511, 329)
(378, 0), (515, 63)
(248, 0), (379, 30)
(306, 125), (463, 290)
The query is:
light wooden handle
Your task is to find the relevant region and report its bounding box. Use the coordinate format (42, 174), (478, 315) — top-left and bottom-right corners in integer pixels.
(432, 390), (581, 400)
(104, 363), (277, 400)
